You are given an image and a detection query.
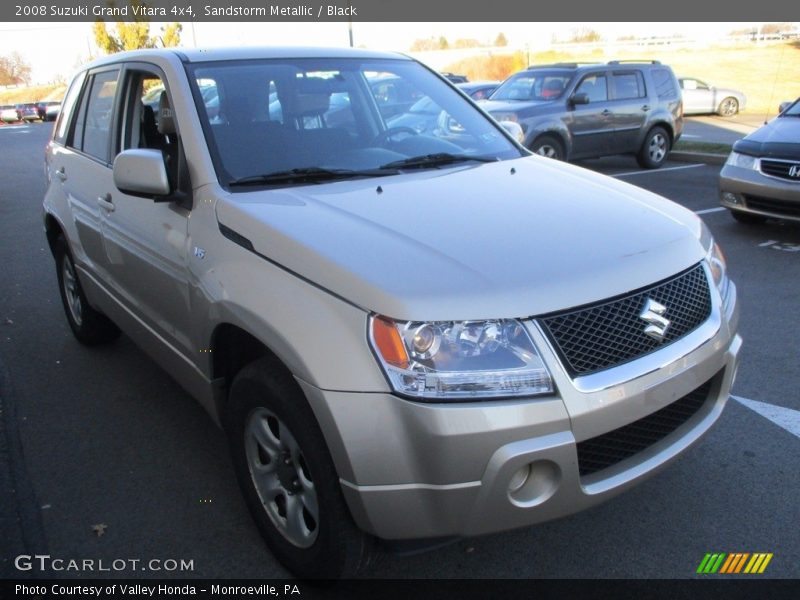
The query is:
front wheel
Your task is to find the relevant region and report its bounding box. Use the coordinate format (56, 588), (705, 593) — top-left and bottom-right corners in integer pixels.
(226, 357), (376, 578)
(637, 126), (670, 169)
(529, 135), (565, 160)
(718, 97), (739, 117)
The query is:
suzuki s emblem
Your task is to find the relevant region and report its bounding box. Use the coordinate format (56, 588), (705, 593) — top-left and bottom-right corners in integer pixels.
(789, 164), (800, 178)
(639, 298), (671, 341)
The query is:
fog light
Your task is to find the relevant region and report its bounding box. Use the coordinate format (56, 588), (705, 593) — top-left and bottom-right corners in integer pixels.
(722, 192), (741, 206)
(508, 460), (560, 507)
(509, 465), (530, 493)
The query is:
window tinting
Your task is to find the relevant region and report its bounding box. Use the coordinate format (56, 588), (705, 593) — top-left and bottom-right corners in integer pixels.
(576, 74), (608, 103)
(652, 69), (677, 100)
(70, 69), (119, 162)
(612, 72), (645, 100)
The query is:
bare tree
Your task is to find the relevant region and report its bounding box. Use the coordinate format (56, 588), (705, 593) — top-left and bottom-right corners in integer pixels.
(0, 52), (32, 85)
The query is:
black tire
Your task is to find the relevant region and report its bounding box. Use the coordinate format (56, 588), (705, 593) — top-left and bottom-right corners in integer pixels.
(717, 97), (739, 117)
(730, 210), (767, 225)
(225, 356), (376, 579)
(529, 135), (565, 160)
(636, 126), (671, 169)
(54, 237), (120, 345)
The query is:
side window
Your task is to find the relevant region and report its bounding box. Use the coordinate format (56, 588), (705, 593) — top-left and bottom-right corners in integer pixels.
(653, 69), (678, 99)
(69, 69), (119, 162)
(611, 71), (645, 100)
(120, 71), (169, 153)
(576, 74), (608, 103)
(54, 71), (87, 145)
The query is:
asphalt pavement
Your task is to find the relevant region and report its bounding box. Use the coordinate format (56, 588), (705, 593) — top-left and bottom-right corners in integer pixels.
(1, 123), (798, 580)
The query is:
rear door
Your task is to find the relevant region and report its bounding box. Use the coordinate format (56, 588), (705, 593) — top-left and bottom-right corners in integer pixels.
(609, 70), (649, 152)
(54, 67), (120, 282)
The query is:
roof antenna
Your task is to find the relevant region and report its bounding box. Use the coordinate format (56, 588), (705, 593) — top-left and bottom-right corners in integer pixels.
(764, 40), (787, 124)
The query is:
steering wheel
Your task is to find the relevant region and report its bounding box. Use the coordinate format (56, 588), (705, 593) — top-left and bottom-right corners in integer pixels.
(371, 126), (418, 146)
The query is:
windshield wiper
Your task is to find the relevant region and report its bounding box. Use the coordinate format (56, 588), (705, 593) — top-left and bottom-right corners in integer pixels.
(229, 166), (398, 187)
(379, 153), (498, 170)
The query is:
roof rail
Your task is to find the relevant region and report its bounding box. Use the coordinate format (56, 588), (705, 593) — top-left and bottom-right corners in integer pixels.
(526, 62), (600, 69)
(607, 60), (662, 65)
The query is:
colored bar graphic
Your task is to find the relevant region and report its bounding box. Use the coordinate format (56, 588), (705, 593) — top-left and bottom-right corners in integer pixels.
(733, 553), (750, 573)
(701, 552), (773, 574)
(719, 553), (736, 574)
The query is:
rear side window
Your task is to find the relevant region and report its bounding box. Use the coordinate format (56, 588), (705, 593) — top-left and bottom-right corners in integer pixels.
(54, 71), (87, 145)
(70, 69), (120, 163)
(652, 69), (678, 100)
(611, 71), (645, 100)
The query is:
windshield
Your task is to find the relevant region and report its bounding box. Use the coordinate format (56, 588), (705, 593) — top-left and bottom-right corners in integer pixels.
(490, 70), (573, 102)
(186, 57), (521, 188)
(780, 99), (800, 117)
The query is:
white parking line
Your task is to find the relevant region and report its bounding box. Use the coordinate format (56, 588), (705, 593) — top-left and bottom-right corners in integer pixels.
(613, 164), (705, 178)
(695, 207), (727, 215)
(732, 395), (800, 440)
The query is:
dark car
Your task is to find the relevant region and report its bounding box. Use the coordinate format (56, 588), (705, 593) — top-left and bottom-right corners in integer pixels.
(479, 61), (683, 168)
(719, 97), (800, 224)
(441, 71), (468, 84)
(36, 101), (62, 121)
(15, 102), (40, 122)
(457, 81), (500, 100)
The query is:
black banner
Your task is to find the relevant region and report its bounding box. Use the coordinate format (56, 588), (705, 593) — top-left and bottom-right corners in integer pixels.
(4, 579), (800, 600)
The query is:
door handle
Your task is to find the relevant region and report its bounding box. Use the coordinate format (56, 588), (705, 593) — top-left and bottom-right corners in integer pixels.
(97, 193), (115, 212)
(601, 109), (612, 116)
(641, 105), (651, 112)
(55, 167), (67, 181)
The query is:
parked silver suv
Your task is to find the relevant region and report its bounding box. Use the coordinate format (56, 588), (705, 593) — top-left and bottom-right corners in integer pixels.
(43, 48), (740, 578)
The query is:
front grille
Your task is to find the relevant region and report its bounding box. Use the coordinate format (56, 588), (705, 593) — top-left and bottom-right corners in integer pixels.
(759, 159), (800, 182)
(744, 195), (800, 218)
(577, 377), (714, 477)
(539, 264), (711, 377)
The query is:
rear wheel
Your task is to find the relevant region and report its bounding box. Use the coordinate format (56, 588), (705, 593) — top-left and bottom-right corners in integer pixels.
(226, 356), (376, 578)
(55, 237), (120, 345)
(637, 126), (670, 169)
(530, 135), (565, 160)
(718, 97), (739, 117)
(730, 210), (767, 225)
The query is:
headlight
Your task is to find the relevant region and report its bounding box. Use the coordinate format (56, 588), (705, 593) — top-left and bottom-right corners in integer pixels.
(369, 316), (554, 401)
(724, 151), (757, 169)
(490, 112), (517, 123)
(706, 240), (730, 304)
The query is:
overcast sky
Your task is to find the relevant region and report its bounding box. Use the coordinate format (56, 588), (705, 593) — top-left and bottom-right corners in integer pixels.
(0, 21), (782, 83)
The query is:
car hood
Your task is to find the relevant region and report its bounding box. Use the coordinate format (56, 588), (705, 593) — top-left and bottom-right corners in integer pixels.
(734, 116), (800, 159)
(215, 156), (706, 321)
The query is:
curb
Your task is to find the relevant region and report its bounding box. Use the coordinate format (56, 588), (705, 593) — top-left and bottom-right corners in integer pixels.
(670, 151), (728, 166)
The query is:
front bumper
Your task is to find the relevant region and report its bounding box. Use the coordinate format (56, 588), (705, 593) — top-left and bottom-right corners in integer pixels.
(300, 283), (741, 541)
(720, 163), (800, 222)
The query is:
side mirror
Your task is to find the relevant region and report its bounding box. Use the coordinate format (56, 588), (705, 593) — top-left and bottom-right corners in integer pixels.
(113, 149), (170, 199)
(499, 120), (524, 144)
(570, 93), (590, 106)
(778, 101), (791, 114)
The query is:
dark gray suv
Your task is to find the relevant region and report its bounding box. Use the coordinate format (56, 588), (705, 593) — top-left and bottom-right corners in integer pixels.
(480, 61), (683, 168)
